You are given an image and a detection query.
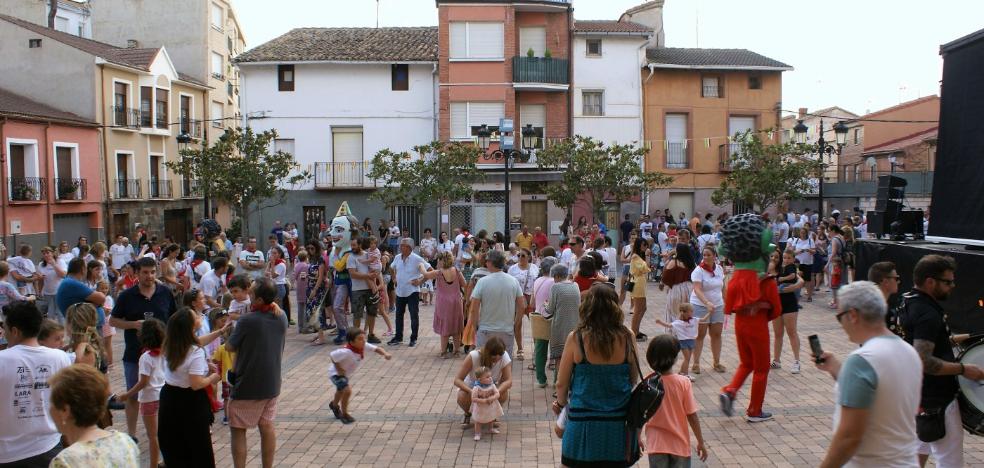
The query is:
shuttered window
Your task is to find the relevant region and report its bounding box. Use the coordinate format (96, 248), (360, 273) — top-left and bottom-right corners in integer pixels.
(520, 104), (545, 148)
(728, 116), (755, 139)
(449, 22), (503, 59)
(211, 52), (223, 78)
(210, 101), (223, 128)
(450, 102), (505, 139)
(332, 128), (363, 163)
(519, 27), (546, 57)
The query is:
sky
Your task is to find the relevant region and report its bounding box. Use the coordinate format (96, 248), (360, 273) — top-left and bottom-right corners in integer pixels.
(233, 0), (984, 118)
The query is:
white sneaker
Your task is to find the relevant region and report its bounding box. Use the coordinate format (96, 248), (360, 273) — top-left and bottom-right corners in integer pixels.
(791, 361), (801, 374)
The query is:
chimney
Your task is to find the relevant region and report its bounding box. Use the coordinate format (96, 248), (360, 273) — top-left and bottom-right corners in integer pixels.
(619, 0), (665, 48)
(126, 39), (139, 49)
(798, 107), (807, 119)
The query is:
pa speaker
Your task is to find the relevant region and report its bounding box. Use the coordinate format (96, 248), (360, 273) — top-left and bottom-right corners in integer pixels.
(877, 175), (907, 189)
(875, 198), (903, 213)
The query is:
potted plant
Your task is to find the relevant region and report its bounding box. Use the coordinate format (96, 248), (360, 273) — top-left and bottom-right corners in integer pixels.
(57, 179), (79, 199)
(544, 49), (552, 59)
(527, 47), (535, 58)
(11, 182), (36, 201)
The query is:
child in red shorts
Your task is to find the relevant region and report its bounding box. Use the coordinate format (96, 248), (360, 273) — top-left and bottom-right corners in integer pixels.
(114, 319), (166, 468)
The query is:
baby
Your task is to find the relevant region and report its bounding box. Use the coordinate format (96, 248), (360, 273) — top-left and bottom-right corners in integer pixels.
(654, 303), (708, 380)
(470, 366), (504, 441)
(358, 237), (385, 302)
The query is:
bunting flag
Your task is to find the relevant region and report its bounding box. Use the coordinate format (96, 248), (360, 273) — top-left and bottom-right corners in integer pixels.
(704, 138), (710, 148)
(682, 140), (688, 149)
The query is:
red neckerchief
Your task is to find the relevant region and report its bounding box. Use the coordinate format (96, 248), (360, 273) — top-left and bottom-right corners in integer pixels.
(700, 261), (716, 275)
(345, 343), (365, 359)
(275, 258), (286, 266)
(141, 347), (161, 357)
(253, 302), (275, 314)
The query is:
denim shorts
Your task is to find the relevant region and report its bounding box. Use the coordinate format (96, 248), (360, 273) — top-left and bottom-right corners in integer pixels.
(692, 303), (725, 324)
(123, 361), (140, 400)
(678, 339), (695, 350)
(330, 374), (349, 391)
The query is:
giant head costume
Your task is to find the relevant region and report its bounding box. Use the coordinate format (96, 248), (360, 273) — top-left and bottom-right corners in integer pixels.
(717, 213), (774, 274)
(330, 201), (360, 257)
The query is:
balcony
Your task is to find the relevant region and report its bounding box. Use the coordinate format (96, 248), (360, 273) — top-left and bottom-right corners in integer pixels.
(148, 178), (173, 199)
(182, 179), (202, 198)
(179, 120), (203, 140)
(114, 178), (141, 200)
(55, 178), (86, 201)
(824, 171), (934, 198)
(314, 162), (377, 189)
(109, 106), (140, 129)
(665, 143), (689, 169)
(9, 177), (47, 202)
(702, 85), (724, 98)
(718, 143), (741, 172)
(512, 56), (569, 90)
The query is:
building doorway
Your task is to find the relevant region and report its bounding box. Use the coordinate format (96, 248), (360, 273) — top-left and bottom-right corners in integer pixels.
(164, 209), (192, 247)
(520, 200), (547, 233)
(668, 192), (695, 222)
(112, 213), (130, 240)
(303, 206), (325, 245)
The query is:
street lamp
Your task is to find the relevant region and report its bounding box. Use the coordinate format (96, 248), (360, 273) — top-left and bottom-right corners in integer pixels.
(476, 123), (537, 239)
(793, 119), (849, 216)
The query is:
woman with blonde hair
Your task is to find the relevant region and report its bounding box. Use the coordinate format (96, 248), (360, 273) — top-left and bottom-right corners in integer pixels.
(420, 251), (466, 357)
(65, 302), (105, 370)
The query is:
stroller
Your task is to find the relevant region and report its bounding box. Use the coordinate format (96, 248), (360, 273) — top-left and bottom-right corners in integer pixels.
(648, 240), (663, 283)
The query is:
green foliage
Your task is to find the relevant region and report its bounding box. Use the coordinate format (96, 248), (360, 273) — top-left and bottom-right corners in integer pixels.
(710, 131), (822, 212)
(544, 49), (552, 58)
(367, 141), (484, 210)
(535, 136), (671, 221)
(527, 47), (535, 58)
(166, 127), (310, 235)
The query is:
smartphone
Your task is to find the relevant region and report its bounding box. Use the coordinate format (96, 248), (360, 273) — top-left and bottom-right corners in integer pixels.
(808, 334), (825, 364)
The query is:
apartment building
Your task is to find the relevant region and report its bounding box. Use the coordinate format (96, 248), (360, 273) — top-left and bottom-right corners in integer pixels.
(237, 27), (439, 242)
(0, 14), (211, 245)
(0, 0), (92, 38)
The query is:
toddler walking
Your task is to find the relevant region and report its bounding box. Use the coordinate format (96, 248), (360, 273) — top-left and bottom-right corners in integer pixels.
(470, 366), (504, 441)
(642, 334), (709, 467)
(654, 303), (708, 381)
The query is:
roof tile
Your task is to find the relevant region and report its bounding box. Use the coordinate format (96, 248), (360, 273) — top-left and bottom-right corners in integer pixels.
(236, 27), (439, 63)
(646, 47), (792, 70)
(574, 20), (652, 34)
(0, 87), (96, 125)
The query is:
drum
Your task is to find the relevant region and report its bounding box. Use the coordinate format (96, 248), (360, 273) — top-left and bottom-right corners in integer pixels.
(958, 339), (984, 436)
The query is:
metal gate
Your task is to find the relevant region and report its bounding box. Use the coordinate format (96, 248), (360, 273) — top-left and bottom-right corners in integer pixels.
(473, 191), (505, 235)
(393, 205), (420, 241)
(601, 203), (620, 232)
(112, 213), (129, 240)
(449, 205), (472, 232)
(53, 213), (92, 245)
(163, 209), (192, 247)
(303, 206), (325, 245)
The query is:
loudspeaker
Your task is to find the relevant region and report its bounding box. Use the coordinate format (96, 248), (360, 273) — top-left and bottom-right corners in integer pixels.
(877, 175), (907, 189)
(867, 211), (888, 237)
(893, 210), (925, 240)
(875, 198), (903, 213)
(875, 175), (906, 213)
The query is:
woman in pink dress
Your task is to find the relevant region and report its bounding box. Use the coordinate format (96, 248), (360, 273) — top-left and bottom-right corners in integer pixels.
(420, 252), (465, 358)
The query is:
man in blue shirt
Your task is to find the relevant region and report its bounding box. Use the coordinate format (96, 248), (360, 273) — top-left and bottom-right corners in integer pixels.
(55, 257), (106, 328)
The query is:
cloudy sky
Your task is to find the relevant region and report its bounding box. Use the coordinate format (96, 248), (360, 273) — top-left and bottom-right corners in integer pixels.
(234, 0), (984, 118)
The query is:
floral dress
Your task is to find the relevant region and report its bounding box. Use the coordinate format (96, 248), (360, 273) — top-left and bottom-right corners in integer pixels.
(304, 257), (329, 331)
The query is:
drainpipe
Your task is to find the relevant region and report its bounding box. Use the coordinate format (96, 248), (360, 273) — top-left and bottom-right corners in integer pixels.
(0, 117), (7, 250)
(432, 62), (441, 233)
(43, 123), (53, 245)
(100, 65), (113, 239)
(641, 62), (656, 216)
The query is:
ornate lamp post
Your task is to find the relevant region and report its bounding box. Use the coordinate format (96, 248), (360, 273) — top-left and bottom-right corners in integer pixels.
(793, 119), (849, 216)
(476, 123), (538, 238)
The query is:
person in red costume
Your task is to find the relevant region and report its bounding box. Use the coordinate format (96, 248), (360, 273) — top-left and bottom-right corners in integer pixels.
(716, 213), (782, 422)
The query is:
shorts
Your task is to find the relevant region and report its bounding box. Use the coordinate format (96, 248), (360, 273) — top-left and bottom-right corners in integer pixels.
(350, 289), (372, 320)
(139, 400), (160, 416)
(221, 382), (231, 400)
(780, 293), (800, 314)
(476, 329), (515, 356)
(797, 263), (813, 281)
(123, 361), (140, 400)
(678, 339), (695, 350)
(648, 453), (691, 468)
(692, 303), (724, 324)
(330, 374), (350, 391)
(227, 397), (278, 429)
(622, 264), (631, 277)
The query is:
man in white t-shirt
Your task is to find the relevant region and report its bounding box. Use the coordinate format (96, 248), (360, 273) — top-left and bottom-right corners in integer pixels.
(7, 244), (40, 295)
(773, 219), (790, 252)
(0, 301), (73, 465)
(199, 257), (228, 309)
(559, 237), (585, 277)
(237, 236), (266, 280)
(470, 250), (525, 355)
(386, 220), (401, 251)
(816, 281), (922, 468)
(639, 216), (653, 241)
(453, 227), (467, 256)
(109, 235), (134, 274)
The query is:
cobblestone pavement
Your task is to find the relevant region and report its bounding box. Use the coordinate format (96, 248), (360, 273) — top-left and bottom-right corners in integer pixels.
(107, 282), (984, 467)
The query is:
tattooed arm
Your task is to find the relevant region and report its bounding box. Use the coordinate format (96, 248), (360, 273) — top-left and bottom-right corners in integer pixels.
(913, 339), (970, 376)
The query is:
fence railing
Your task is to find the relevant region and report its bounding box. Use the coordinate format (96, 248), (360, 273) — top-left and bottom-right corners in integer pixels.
(182, 179), (202, 198)
(718, 143), (741, 171)
(114, 178), (141, 199)
(512, 56), (570, 84)
(702, 85), (723, 98)
(55, 178), (86, 201)
(179, 120), (203, 139)
(314, 162), (377, 189)
(110, 106), (140, 129)
(825, 170), (934, 197)
(9, 177), (46, 201)
(665, 143), (689, 169)
(148, 178), (173, 199)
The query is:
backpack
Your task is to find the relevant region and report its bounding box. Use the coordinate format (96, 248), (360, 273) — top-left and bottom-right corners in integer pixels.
(620, 333), (665, 429)
(190, 259), (204, 283)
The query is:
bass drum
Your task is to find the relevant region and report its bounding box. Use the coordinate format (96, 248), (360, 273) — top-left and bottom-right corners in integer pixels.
(958, 339), (984, 436)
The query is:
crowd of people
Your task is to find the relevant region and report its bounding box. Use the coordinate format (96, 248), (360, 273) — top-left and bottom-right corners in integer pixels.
(0, 203), (972, 468)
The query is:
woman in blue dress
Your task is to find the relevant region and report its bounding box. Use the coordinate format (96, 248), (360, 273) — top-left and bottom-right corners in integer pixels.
(553, 284), (641, 467)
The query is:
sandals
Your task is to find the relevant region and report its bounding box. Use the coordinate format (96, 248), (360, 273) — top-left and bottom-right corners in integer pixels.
(713, 363), (727, 373)
(692, 365), (701, 375)
(516, 349), (525, 361)
(460, 413), (472, 428)
(526, 364), (535, 371)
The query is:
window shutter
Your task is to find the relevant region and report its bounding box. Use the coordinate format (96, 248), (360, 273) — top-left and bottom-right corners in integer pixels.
(665, 114), (687, 142)
(274, 139), (295, 156)
(519, 27), (546, 57)
(332, 129), (363, 163)
(728, 116), (755, 139)
(469, 102), (504, 127)
(450, 23), (467, 59)
(211, 52), (223, 75)
(211, 3), (222, 28)
(451, 102), (468, 138)
(520, 104), (545, 129)
(467, 23), (503, 59)
(211, 101), (223, 127)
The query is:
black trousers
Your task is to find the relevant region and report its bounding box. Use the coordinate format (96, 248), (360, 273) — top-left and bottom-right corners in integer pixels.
(395, 292), (420, 342)
(159, 383), (215, 468)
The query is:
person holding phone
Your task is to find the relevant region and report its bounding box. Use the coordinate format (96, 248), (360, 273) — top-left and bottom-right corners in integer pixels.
(814, 281), (922, 468)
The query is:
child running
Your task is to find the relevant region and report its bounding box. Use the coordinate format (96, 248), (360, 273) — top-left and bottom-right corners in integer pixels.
(643, 334), (709, 467)
(328, 328), (392, 424)
(654, 303), (708, 381)
(114, 318), (166, 468)
(470, 366), (504, 441)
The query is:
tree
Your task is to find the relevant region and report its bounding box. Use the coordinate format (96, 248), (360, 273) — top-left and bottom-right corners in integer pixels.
(166, 127), (309, 237)
(367, 141), (483, 226)
(535, 135), (671, 223)
(711, 131), (822, 213)
(47, 0), (57, 29)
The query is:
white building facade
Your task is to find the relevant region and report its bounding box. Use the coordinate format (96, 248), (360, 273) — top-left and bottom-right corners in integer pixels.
(237, 27), (439, 241)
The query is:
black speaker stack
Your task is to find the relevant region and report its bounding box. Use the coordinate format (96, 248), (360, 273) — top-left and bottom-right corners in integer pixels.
(866, 175), (924, 240)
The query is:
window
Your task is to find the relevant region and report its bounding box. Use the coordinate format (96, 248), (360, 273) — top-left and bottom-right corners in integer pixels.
(854, 127), (863, 145)
(210, 3), (223, 30)
(140, 86), (153, 127)
(449, 22), (504, 60)
(586, 39), (602, 57)
(155, 89), (168, 129)
(273, 139), (295, 156)
(519, 27), (546, 57)
(450, 102), (504, 139)
(28, 39), (42, 48)
(582, 91), (604, 116)
(227, 36), (233, 54)
(391, 64), (409, 91)
(54, 16), (69, 33)
(113, 82), (128, 126)
(211, 101), (223, 128)
(748, 74), (762, 90)
(211, 52), (224, 80)
(180, 95), (191, 134)
(702, 76), (721, 97)
(278, 65), (294, 92)
(665, 114), (688, 169)
(519, 104), (545, 149)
